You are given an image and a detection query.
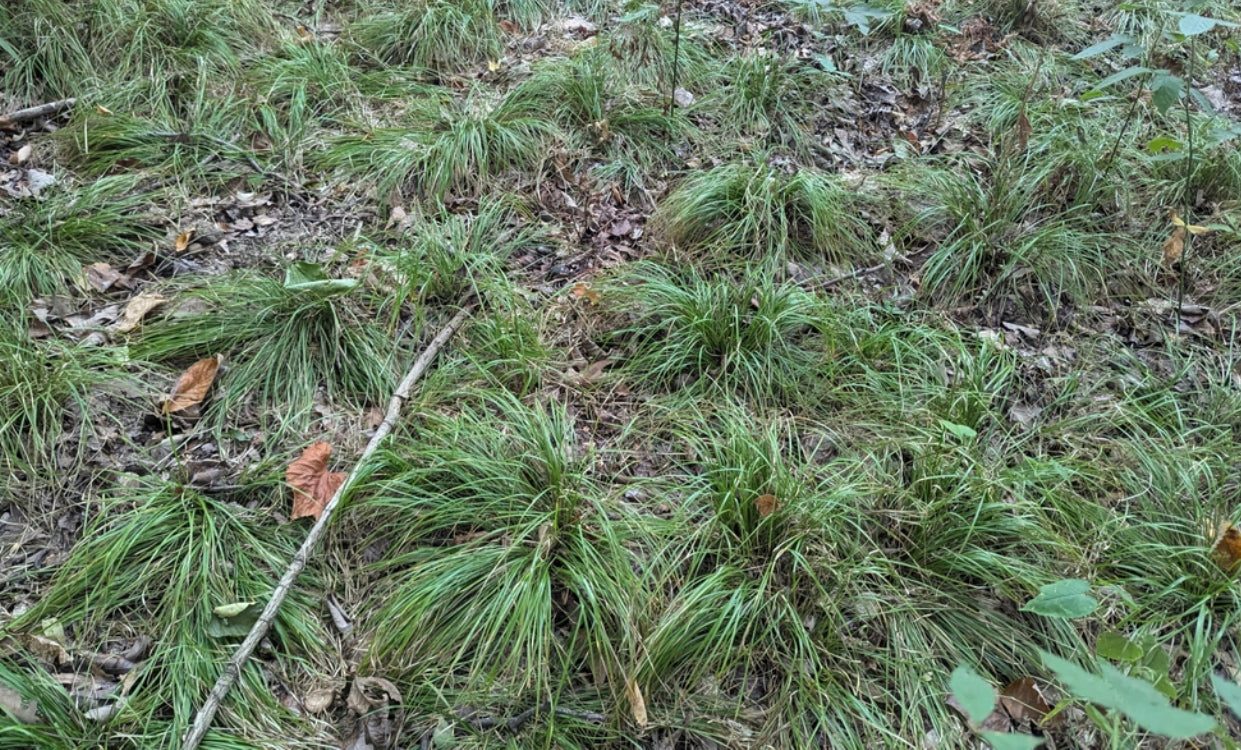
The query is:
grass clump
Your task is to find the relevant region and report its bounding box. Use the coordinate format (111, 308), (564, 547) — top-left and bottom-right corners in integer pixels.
(6, 477), (327, 745)
(350, 0), (500, 72)
(352, 392), (647, 736)
(516, 47), (683, 162)
(657, 159), (872, 268)
(0, 323), (116, 479)
(893, 154), (1136, 319)
(374, 198), (542, 311)
(0, 177), (160, 304)
(134, 268), (394, 432)
(320, 87), (557, 201)
(607, 263), (828, 404)
(704, 51), (841, 158)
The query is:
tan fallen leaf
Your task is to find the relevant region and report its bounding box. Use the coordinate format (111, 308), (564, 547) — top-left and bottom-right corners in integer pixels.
(114, 292), (167, 333)
(175, 229), (194, 253)
(1210, 521), (1241, 572)
(161, 355), (221, 415)
(571, 282), (601, 305)
(96, 105), (113, 115)
(998, 676), (1051, 725)
(287, 442), (347, 521)
(625, 676), (647, 729)
(14, 144), (32, 164)
(1162, 226), (1186, 266)
(0, 684), (40, 724)
(84, 262), (125, 292)
(304, 688), (335, 714)
(755, 493), (779, 517)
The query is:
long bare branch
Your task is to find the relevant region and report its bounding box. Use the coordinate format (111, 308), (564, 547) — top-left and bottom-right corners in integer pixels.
(182, 306), (474, 750)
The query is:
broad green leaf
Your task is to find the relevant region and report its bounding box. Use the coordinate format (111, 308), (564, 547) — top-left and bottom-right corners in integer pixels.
(949, 665), (995, 724)
(1097, 632), (1142, 662)
(982, 732), (1043, 750)
(1091, 65), (1150, 92)
(206, 602), (262, 639)
(1146, 136), (1183, 153)
(842, 4), (894, 34)
(1179, 14), (1216, 36)
(938, 419), (977, 440)
(1150, 73), (1185, 114)
(1189, 87), (1216, 115)
(1041, 652), (1216, 739)
(1212, 674), (1241, 720)
(213, 601), (255, 618)
(1022, 579), (1099, 619)
(283, 261), (359, 295)
(1073, 35), (1127, 59)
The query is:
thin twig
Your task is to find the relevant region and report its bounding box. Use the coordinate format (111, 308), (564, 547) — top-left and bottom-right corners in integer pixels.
(809, 254), (912, 289)
(1177, 35), (1196, 316)
(0, 98), (76, 128)
(463, 702), (606, 732)
(182, 307), (474, 750)
(665, 0), (685, 118)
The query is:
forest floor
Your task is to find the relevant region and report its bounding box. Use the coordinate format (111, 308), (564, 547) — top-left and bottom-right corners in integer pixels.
(3, 0), (1241, 747)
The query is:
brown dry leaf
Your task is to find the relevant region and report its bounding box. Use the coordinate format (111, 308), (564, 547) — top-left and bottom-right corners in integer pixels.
(174, 229), (194, 253)
(161, 355), (221, 415)
(287, 442), (347, 521)
(999, 677), (1050, 725)
(625, 676), (647, 730)
(1162, 226), (1186, 266)
(1014, 109), (1031, 153)
(581, 358), (613, 384)
(84, 262), (125, 292)
(304, 688), (335, 713)
(571, 282), (601, 305)
(498, 18), (520, 34)
(755, 493), (779, 517)
(295, 24), (314, 42)
(114, 292), (167, 333)
(1211, 521), (1241, 572)
(0, 685), (39, 724)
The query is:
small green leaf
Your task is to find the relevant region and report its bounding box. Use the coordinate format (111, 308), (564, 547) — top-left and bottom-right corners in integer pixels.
(938, 420), (977, 440)
(213, 601), (256, 618)
(1041, 652), (1216, 739)
(1146, 136), (1183, 153)
(842, 3), (894, 34)
(981, 731), (1043, 750)
(283, 261), (359, 295)
(1097, 632), (1142, 662)
(1091, 65), (1150, 92)
(207, 602), (262, 639)
(949, 665), (996, 725)
(1022, 579), (1099, 619)
(1150, 73), (1185, 114)
(1212, 674), (1241, 720)
(1073, 34), (1127, 59)
(1179, 14), (1216, 36)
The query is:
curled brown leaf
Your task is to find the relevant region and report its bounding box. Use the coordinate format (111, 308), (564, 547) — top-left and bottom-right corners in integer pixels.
(160, 355), (221, 415)
(287, 442), (347, 521)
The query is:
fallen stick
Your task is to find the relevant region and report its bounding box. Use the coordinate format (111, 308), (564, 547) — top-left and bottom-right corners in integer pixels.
(182, 306), (474, 750)
(0, 98), (77, 128)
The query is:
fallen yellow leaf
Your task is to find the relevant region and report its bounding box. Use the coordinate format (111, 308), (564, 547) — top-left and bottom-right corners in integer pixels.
(174, 229), (194, 253)
(160, 355), (221, 415)
(114, 292), (167, 333)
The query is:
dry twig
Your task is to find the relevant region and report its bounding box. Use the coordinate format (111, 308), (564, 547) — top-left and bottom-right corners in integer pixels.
(182, 307), (474, 750)
(0, 98), (76, 128)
